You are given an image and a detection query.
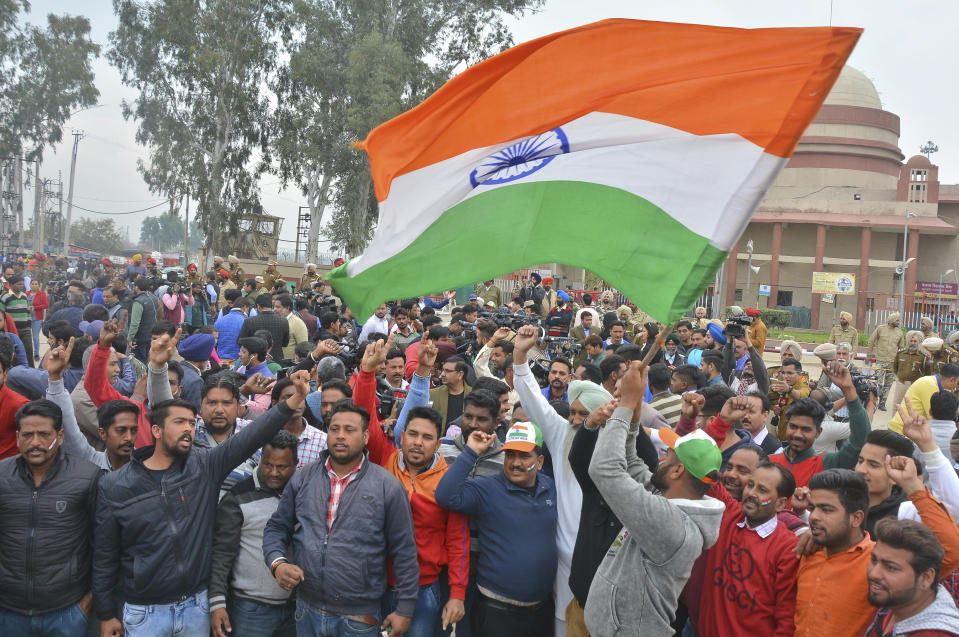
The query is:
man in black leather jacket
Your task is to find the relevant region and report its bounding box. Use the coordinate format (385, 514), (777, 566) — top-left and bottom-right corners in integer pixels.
(0, 398), (102, 635)
(92, 364), (312, 637)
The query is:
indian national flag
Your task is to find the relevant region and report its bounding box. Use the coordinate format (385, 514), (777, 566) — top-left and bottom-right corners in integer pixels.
(328, 19), (861, 321)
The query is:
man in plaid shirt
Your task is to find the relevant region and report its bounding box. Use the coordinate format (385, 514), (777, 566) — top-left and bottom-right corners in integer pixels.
(264, 402), (419, 636)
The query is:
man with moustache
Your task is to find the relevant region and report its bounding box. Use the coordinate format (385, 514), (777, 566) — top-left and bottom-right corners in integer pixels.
(209, 431), (300, 637)
(436, 422), (557, 637)
(693, 436), (801, 637)
(0, 399), (101, 635)
(863, 519), (959, 636)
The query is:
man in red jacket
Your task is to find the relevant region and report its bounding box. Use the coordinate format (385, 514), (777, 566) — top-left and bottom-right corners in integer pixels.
(85, 320), (183, 448)
(356, 335), (470, 635)
(0, 340), (29, 459)
(696, 399), (801, 637)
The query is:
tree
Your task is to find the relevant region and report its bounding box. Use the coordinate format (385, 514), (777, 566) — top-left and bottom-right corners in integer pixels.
(139, 212), (206, 252)
(1, 1), (99, 251)
(70, 217), (123, 254)
(0, 0), (100, 160)
(273, 0), (542, 257)
(108, 0), (284, 256)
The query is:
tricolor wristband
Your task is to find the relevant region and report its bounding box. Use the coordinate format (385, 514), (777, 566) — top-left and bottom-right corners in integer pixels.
(270, 558), (288, 577)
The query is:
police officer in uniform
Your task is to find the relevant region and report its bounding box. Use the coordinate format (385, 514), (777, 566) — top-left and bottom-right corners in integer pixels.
(227, 254), (245, 287)
(262, 260), (280, 291)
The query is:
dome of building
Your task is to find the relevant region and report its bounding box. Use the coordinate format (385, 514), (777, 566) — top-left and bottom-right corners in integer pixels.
(823, 66), (882, 109)
(905, 154), (932, 167)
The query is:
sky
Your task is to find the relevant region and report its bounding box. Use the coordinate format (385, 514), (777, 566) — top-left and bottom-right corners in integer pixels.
(24, 0), (959, 256)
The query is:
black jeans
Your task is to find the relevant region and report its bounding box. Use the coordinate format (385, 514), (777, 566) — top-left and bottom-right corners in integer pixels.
(470, 594), (553, 637)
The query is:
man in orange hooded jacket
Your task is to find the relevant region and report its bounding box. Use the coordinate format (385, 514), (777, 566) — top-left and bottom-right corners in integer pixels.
(356, 335), (470, 635)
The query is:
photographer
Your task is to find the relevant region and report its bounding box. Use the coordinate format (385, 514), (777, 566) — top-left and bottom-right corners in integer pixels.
(160, 278), (194, 325)
(731, 337), (769, 397)
(186, 281), (211, 328)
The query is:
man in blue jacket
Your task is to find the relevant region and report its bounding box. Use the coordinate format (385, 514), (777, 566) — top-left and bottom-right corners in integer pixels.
(213, 296), (251, 364)
(435, 422), (558, 637)
(263, 401), (419, 637)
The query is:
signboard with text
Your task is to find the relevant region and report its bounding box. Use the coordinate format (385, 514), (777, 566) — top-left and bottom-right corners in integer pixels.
(812, 272), (856, 295)
(758, 284), (771, 297)
(916, 281), (959, 297)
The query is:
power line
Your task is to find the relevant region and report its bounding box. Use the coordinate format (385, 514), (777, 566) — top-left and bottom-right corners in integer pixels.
(69, 200), (172, 215)
(74, 194), (168, 204)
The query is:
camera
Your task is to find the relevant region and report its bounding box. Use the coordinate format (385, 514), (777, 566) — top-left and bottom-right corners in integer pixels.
(724, 314), (754, 339)
(849, 368), (881, 405)
(543, 335), (581, 361)
(375, 377), (397, 419)
(335, 340), (357, 371)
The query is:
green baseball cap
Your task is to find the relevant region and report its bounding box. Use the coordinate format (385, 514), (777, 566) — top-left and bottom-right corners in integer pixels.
(657, 428), (722, 484)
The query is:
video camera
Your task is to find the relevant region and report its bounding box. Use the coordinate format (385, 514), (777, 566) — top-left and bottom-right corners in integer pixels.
(724, 314), (754, 340)
(849, 367), (881, 405)
(47, 280), (68, 306)
(480, 310), (541, 332)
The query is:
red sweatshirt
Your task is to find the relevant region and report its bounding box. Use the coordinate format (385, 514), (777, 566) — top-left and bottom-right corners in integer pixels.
(696, 483), (800, 637)
(0, 383), (30, 459)
(86, 342), (154, 448)
(362, 369), (470, 597)
(770, 452), (825, 489)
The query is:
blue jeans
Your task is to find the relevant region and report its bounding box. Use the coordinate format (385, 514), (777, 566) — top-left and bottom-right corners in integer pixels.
(31, 319), (42, 360)
(122, 589), (209, 637)
(227, 598), (295, 637)
(438, 565), (478, 637)
(0, 603), (88, 636)
(381, 581), (440, 637)
(133, 339), (150, 364)
(293, 600), (380, 637)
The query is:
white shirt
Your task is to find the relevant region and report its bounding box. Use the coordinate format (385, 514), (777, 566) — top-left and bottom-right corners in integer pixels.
(736, 515), (779, 539)
(358, 314), (390, 344)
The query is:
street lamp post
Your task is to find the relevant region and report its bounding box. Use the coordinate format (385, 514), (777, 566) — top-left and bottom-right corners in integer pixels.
(939, 268), (955, 327)
(898, 257), (916, 320)
(745, 240), (754, 305)
(899, 211), (918, 315)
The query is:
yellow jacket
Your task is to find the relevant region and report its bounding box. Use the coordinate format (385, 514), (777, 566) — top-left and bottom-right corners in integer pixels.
(888, 374), (952, 433)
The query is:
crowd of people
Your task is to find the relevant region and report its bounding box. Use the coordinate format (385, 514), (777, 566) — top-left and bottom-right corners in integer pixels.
(1, 255), (959, 637)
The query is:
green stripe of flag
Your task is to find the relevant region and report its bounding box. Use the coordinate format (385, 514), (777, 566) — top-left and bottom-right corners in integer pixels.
(328, 180), (727, 321)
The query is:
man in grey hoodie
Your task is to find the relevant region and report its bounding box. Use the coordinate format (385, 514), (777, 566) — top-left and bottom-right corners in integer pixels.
(864, 517), (959, 636)
(584, 361), (725, 637)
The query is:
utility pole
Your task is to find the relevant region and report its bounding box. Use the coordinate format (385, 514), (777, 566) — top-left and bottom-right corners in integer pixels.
(32, 163), (44, 254)
(184, 195), (190, 266)
(16, 158), (24, 251)
(63, 131), (84, 256)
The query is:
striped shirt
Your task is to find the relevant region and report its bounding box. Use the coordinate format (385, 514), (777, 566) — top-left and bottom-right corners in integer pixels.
(648, 390), (683, 428)
(0, 291), (30, 326)
(326, 456), (364, 533)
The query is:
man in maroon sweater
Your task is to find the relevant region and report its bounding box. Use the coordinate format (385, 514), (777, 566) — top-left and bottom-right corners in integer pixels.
(677, 393), (806, 637)
(698, 418), (801, 635)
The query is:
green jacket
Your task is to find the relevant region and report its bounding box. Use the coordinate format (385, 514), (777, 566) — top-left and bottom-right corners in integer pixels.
(429, 384), (471, 426)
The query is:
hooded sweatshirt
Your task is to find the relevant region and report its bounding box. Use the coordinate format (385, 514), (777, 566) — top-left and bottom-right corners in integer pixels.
(584, 406), (725, 637)
(864, 585), (959, 636)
